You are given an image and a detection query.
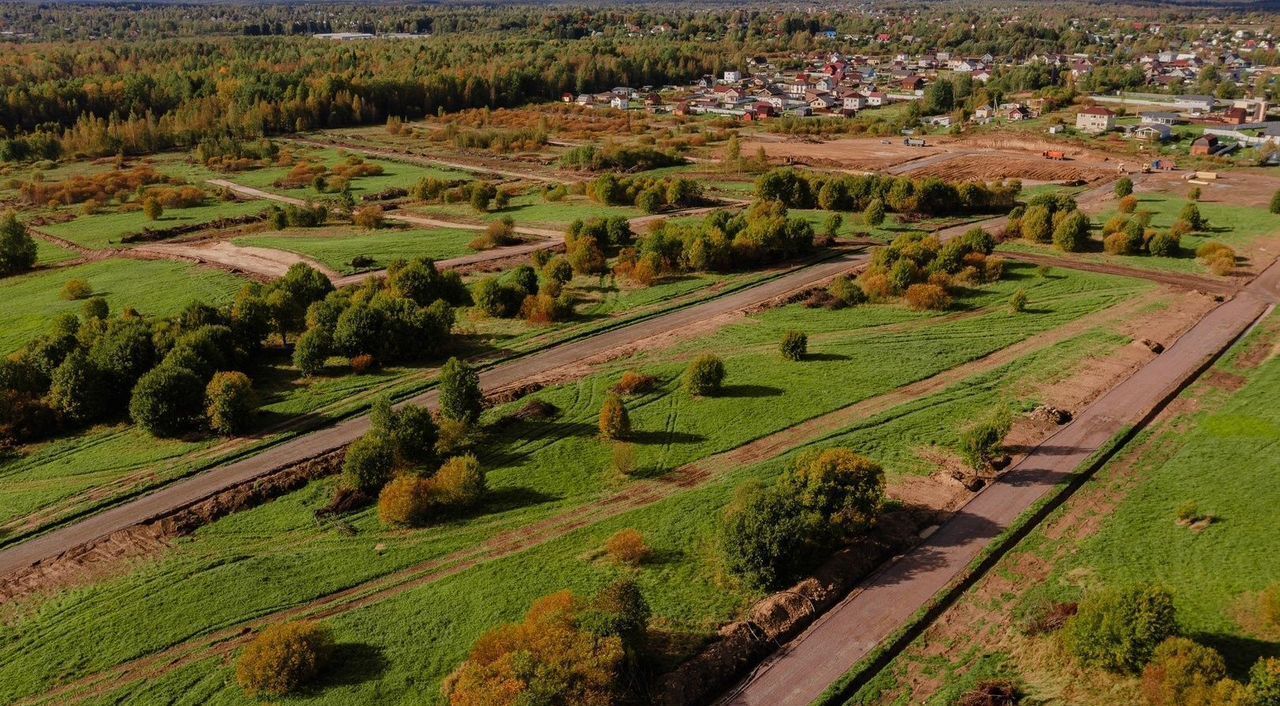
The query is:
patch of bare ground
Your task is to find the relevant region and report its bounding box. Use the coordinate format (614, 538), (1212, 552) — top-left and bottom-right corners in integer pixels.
(740, 137), (949, 173)
(907, 154), (1113, 184)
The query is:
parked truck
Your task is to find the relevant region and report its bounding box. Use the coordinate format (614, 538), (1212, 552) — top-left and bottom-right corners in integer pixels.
(1042, 150), (1067, 160)
(903, 137), (927, 147)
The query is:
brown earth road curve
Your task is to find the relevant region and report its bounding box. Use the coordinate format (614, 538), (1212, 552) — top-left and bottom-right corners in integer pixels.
(718, 259), (1280, 706)
(0, 249), (867, 578)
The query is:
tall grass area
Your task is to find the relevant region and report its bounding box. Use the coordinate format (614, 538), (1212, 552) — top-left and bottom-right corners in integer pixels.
(0, 266), (1147, 704)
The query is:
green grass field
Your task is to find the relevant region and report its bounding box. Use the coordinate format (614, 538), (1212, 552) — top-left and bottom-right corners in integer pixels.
(413, 193), (643, 229)
(1000, 191), (1280, 276)
(40, 199), (271, 250)
(0, 266), (765, 540)
(847, 316), (1280, 705)
(0, 265), (1150, 705)
(0, 259), (246, 355)
(33, 238), (77, 266)
(234, 226), (480, 273)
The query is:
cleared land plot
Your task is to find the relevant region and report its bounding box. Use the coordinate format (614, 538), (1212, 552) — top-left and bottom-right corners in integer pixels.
(233, 226), (479, 274)
(847, 315), (1280, 705)
(741, 136), (947, 173)
(39, 199), (270, 250)
(0, 266), (1152, 705)
(0, 259), (245, 355)
(410, 192), (643, 229)
(0, 268), (764, 539)
(229, 146), (474, 198)
(1000, 190), (1280, 276)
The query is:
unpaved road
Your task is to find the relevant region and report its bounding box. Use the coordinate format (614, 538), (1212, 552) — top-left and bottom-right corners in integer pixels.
(0, 249), (866, 578)
(718, 259), (1280, 706)
(133, 240), (341, 280)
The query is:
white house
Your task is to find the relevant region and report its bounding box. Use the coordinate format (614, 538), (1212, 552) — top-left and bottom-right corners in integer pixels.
(1075, 106), (1115, 133)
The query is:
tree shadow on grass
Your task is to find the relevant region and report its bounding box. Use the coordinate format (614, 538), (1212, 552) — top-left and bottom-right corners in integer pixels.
(318, 643), (389, 690)
(628, 429), (706, 445)
(715, 384), (784, 398)
(804, 352), (850, 362)
(480, 486), (559, 514)
(1192, 631), (1280, 680)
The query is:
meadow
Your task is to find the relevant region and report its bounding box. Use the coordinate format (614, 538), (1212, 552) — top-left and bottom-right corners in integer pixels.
(0, 266), (770, 539)
(411, 192), (645, 229)
(234, 226), (480, 273)
(0, 265), (1149, 704)
(1000, 191), (1280, 276)
(0, 259), (246, 355)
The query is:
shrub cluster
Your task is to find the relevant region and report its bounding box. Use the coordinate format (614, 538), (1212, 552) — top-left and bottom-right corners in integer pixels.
(856, 228), (1000, 308)
(616, 201), (815, 285)
(292, 257), (466, 373)
(4, 265), (334, 444)
(756, 167), (1021, 217)
(19, 164), (171, 206)
(589, 173), (703, 213)
(559, 142), (685, 172)
(718, 447), (885, 588)
(443, 581), (650, 706)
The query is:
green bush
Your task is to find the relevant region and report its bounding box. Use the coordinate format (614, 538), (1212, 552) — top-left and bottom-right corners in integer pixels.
(863, 198), (886, 227)
(1066, 583), (1178, 673)
(81, 297), (109, 320)
(1147, 231), (1181, 258)
(598, 393), (630, 440)
(235, 621), (332, 697)
(1052, 210), (1091, 253)
(129, 364), (206, 437)
(1251, 657), (1280, 706)
(60, 278), (93, 301)
(683, 354), (726, 396)
(1010, 288), (1028, 313)
(1020, 204), (1053, 243)
(779, 447), (885, 535)
(439, 357), (483, 424)
(292, 327), (331, 376)
(828, 275), (867, 306)
(342, 433), (396, 493)
(205, 370), (255, 436)
(1141, 637), (1226, 706)
(959, 407), (1012, 468)
(1115, 176), (1133, 198)
(780, 331), (807, 361)
(717, 481), (814, 589)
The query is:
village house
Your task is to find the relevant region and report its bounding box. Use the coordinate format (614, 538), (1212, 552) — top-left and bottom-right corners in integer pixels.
(1075, 106), (1115, 133)
(1132, 123), (1173, 142)
(1139, 111), (1182, 125)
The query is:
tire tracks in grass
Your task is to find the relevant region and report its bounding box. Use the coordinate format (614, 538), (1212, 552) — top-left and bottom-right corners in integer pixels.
(18, 295), (1147, 706)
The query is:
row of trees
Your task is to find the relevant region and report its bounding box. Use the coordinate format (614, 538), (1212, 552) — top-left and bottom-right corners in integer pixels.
(588, 173), (703, 214)
(616, 201), (816, 285)
(756, 168), (1022, 218)
(1, 263), (335, 445)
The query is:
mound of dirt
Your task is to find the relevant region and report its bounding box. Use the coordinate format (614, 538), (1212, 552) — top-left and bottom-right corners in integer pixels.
(653, 507), (935, 706)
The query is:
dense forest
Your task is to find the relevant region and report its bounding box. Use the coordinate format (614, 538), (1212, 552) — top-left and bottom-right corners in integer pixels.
(1, 2), (1277, 160)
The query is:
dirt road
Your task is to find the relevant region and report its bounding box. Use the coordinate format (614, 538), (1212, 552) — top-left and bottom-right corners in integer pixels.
(718, 260), (1280, 706)
(0, 250), (866, 578)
